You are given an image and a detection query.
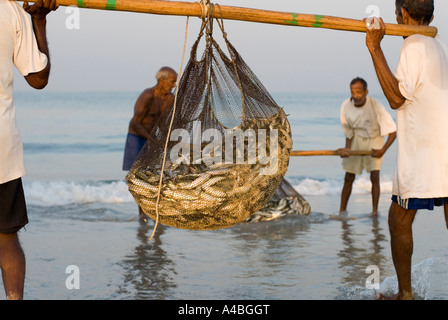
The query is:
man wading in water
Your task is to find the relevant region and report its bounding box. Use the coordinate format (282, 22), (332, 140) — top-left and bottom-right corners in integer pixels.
(365, 0), (448, 300)
(123, 67), (178, 219)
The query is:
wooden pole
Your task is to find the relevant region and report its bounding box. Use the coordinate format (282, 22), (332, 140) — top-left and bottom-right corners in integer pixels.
(291, 150), (373, 156)
(20, 0), (438, 37)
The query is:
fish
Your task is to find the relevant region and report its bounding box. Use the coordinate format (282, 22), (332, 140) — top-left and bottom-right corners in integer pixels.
(201, 176), (226, 188)
(202, 185), (228, 198)
(179, 173), (211, 190)
(125, 108), (294, 230)
(128, 183), (158, 199)
(200, 190), (225, 203)
(245, 196), (311, 223)
(163, 189), (200, 201)
(127, 174), (161, 193)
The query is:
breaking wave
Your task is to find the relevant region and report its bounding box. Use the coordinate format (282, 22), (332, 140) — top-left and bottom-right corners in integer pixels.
(22, 175), (393, 207)
(289, 175), (393, 197)
(23, 180), (133, 207)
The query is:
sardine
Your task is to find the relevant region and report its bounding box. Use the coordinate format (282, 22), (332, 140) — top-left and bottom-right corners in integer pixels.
(179, 172), (211, 190)
(163, 189), (200, 201)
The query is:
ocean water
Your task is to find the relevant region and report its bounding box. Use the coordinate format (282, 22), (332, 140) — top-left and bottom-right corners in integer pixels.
(7, 90), (448, 300)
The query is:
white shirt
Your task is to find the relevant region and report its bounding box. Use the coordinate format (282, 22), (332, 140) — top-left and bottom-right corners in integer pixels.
(0, 0), (48, 184)
(340, 96), (396, 139)
(393, 34), (448, 199)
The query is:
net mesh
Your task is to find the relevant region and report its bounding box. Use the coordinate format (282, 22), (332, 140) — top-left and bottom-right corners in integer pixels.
(126, 13), (293, 230)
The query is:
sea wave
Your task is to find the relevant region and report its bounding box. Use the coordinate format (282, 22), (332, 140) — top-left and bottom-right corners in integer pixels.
(23, 180), (133, 206)
(22, 175), (394, 207)
(290, 175), (393, 197)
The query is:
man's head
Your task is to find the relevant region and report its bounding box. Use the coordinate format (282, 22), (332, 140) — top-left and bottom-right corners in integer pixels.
(395, 0), (434, 25)
(155, 66), (178, 93)
(350, 77), (368, 107)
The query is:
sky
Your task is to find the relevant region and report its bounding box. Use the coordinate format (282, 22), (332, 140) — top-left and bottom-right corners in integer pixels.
(14, 0), (448, 95)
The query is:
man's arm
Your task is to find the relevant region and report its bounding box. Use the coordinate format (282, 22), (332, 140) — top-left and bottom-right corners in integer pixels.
(23, 0), (58, 89)
(129, 90), (156, 142)
(366, 18), (406, 110)
(337, 137), (352, 158)
(372, 131), (396, 158)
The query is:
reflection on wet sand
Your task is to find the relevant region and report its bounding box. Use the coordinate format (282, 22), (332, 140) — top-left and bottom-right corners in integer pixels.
(336, 215), (388, 299)
(119, 222), (177, 299)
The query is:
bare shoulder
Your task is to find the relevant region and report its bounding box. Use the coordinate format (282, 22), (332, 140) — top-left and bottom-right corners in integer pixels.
(135, 88), (155, 105)
(139, 87), (155, 99)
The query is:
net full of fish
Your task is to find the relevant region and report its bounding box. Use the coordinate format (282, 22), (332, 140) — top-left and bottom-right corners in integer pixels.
(125, 14), (295, 231)
(126, 110), (292, 230)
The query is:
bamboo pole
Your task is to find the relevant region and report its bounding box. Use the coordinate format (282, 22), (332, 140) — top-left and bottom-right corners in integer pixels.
(291, 150), (373, 156)
(19, 0), (438, 37)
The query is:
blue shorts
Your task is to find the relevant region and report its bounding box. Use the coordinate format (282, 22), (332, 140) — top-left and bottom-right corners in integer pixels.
(122, 133), (147, 170)
(392, 195), (448, 210)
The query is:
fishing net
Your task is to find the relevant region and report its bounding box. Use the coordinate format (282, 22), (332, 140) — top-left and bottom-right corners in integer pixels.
(246, 179), (311, 223)
(126, 10), (292, 231)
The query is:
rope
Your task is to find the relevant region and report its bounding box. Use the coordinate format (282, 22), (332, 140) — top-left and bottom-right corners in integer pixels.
(150, 16), (190, 241)
(215, 4), (247, 122)
(198, 0), (210, 19)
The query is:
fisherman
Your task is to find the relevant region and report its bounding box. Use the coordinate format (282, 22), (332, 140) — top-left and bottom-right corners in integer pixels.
(338, 77), (396, 215)
(0, 0), (58, 299)
(365, 0), (448, 299)
(123, 66), (178, 219)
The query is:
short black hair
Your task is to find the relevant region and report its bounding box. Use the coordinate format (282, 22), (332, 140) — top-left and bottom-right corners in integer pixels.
(398, 0), (434, 24)
(350, 77), (368, 91)
(395, 0), (405, 16)
(396, 0), (405, 8)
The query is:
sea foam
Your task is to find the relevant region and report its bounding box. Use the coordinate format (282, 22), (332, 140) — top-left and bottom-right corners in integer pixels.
(23, 180), (133, 206)
(22, 174), (393, 207)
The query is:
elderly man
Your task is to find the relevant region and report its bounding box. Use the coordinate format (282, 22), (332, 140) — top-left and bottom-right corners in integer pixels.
(365, 0), (448, 300)
(339, 77), (396, 216)
(123, 67), (178, 219)
(0, 0), (58, 299)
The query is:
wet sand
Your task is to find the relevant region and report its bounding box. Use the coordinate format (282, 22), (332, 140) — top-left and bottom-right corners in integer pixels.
(9, 192), (448, 300)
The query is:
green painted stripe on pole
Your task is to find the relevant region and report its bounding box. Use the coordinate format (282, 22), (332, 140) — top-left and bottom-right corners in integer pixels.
(312, 15), (324, 27)
(284, 13), (299, 26)
(105, 0), (117, 10)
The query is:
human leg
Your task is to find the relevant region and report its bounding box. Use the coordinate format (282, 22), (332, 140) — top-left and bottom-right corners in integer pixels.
(340, 172), (356, 213)
(123, 133), (148, 218)
(370, 170), (380, 215)
(0, 178), (28, 300)
(379, 202), (417, 300)
(0, 232), (25, 300)
(444, 204), (448, 229)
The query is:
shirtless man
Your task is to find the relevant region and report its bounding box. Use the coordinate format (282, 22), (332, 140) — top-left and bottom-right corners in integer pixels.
(123, 66), (178, 218)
